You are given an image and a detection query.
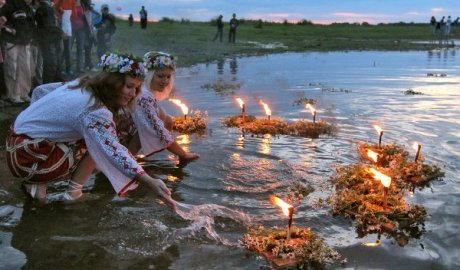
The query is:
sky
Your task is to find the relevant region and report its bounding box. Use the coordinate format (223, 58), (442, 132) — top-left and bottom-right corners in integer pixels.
(92, 0), (459, 24)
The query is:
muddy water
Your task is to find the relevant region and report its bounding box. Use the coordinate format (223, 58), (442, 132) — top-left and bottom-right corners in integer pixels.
(1, 49), (459, 269)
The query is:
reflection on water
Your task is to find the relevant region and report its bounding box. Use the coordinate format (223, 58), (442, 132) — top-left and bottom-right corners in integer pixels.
(215, 57), (239, 79)
(229, 57), (238, 78)
(427, 48), (456, 62)
(176, 134), (190, 145)
(217, 58), (224, 75)
(1, 49), (460, 269)
(259, 134), (272, 155)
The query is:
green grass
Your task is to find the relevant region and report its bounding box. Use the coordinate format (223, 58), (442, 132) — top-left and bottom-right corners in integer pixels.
(112, 19), (458, 67)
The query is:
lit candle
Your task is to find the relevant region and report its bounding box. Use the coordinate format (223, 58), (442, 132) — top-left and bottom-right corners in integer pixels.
(235, 97), (246, 122)
(169, 98), (189, 119)
(412, 142), (422, 162)
(367, 149), (378, 163)
(373, 125), (384, 148)
(306, 103), (316, 123)
(367, 168), (392, 208)
(270, 195), (294, 240)
(363, 233), (381, 247)
(259, 100), (271, 120)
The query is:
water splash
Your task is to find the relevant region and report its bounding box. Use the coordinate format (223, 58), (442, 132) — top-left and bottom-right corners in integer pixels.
(174, 202), (251, 246)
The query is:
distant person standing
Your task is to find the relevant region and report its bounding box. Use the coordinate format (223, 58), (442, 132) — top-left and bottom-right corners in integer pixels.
(453, 17), (459, 26)
(0, 0), (7, 99)
(439, 16), (445, 36)
(95, 4), (116, 58)
(71, 0), (88, 74)
(35, 0), (62, 83)
(54, 0), (75, 76)
(435, 16), (443, 34)
(81, 0), (98, 70)
(212, 15), (224, 42)
(445, 16), (452, 37)
(139, 6), (147, 29)
(228, 13), (238, 43)
(0, 0), (36, 104)
(430, 16), (436, 34)
(128, 13), (133, 27)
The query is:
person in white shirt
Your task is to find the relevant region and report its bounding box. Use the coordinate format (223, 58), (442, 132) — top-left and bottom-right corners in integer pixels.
(128, 51), (200, 161)
(6, 52), (176, 210)
(445, 16), (452, 37)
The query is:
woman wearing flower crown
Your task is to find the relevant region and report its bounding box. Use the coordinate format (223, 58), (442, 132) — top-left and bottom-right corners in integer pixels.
(5, 52), (176, 209)
(128, 51), (199, 161)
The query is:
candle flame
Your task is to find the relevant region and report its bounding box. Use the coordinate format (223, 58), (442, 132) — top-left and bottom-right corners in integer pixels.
(235, 98), (245, 108)
(306, 103), (316, 116)
(259, 100), (271, 116)
(169, 98), (189, 115)
(363, 241), (381, 247)
(373, 125), (383, 135)
(412, 142), (420, 151)
(367, 149), (378, 163)
(367, 168), (392, 188)
(270, 195), (293, 216)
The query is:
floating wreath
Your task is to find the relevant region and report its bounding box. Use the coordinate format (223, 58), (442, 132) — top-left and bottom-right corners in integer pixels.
(172, 110), (208, 134)
(241, 225), (343, 269)
(328, 164), (427, 246)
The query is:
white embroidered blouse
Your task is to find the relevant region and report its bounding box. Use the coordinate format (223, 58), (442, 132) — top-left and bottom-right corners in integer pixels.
(14, 81), (143, 195)
(131, 88), (174, 156)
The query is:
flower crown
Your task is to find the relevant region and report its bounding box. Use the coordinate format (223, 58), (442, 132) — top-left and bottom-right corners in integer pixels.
(99, 52), (148, 80)
(143, 51), (177, 71)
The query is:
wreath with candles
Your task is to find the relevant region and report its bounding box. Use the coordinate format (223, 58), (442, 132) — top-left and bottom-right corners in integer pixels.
(329, 142), (444, 246)
(172, 110), (208, 134)
(241, 225), (344, 269)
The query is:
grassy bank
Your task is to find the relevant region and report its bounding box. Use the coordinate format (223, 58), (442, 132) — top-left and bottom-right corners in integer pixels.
(112, 19), (458, 67)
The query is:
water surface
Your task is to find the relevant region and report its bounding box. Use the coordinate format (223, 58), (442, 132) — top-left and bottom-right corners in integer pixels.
(1, 49), (459, 269)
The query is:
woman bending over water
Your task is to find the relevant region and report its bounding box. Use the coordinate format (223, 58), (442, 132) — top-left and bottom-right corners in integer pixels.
(6, 52), (176, 209)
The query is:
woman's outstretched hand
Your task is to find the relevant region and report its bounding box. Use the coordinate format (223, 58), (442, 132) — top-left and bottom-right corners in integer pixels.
(139, 174), (177, 210)
(180, 152), (200, 161)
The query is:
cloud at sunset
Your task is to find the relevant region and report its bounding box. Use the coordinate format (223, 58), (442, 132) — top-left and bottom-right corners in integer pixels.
(431, 8), (445, 13)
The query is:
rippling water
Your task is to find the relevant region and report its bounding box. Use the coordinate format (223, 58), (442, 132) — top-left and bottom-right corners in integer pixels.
(1, 49), (459, 269)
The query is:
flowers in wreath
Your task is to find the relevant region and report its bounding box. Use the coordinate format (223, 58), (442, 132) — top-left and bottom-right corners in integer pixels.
(143, 51), (177, 71)
(99, 52), (148, 80)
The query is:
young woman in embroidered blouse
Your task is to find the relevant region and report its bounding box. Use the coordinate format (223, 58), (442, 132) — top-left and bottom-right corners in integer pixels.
(6, 52), (176, 209)
(128, 51), (199, 161)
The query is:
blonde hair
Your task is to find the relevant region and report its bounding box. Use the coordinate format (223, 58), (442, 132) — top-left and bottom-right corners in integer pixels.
(143, 69), (175, 101)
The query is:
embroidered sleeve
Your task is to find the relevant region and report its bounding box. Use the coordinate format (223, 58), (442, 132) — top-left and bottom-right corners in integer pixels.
(132, 94), (174, 156)
(82, 109), (143, 194)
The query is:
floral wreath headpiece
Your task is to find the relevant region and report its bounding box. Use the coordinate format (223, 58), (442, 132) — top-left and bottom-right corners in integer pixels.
(99, 52), (148, 80)
(143, 51), (177, 71)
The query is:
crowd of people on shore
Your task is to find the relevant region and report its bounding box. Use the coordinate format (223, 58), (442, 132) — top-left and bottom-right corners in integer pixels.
(430, 15), (459, 39)
(0, 0), (116, 105)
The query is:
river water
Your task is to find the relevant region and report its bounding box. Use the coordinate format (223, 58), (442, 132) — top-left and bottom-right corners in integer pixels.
(0, 49), (459, 269)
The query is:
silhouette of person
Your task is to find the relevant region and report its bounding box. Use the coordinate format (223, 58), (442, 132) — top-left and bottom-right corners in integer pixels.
(128, 13), (133, 27)
(430, 16), (436, 34)
(228, 13), (238, 43)
(445, 16), (452, 37)
(139, 6), (147, 29)
(212, 15), (223, 42)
